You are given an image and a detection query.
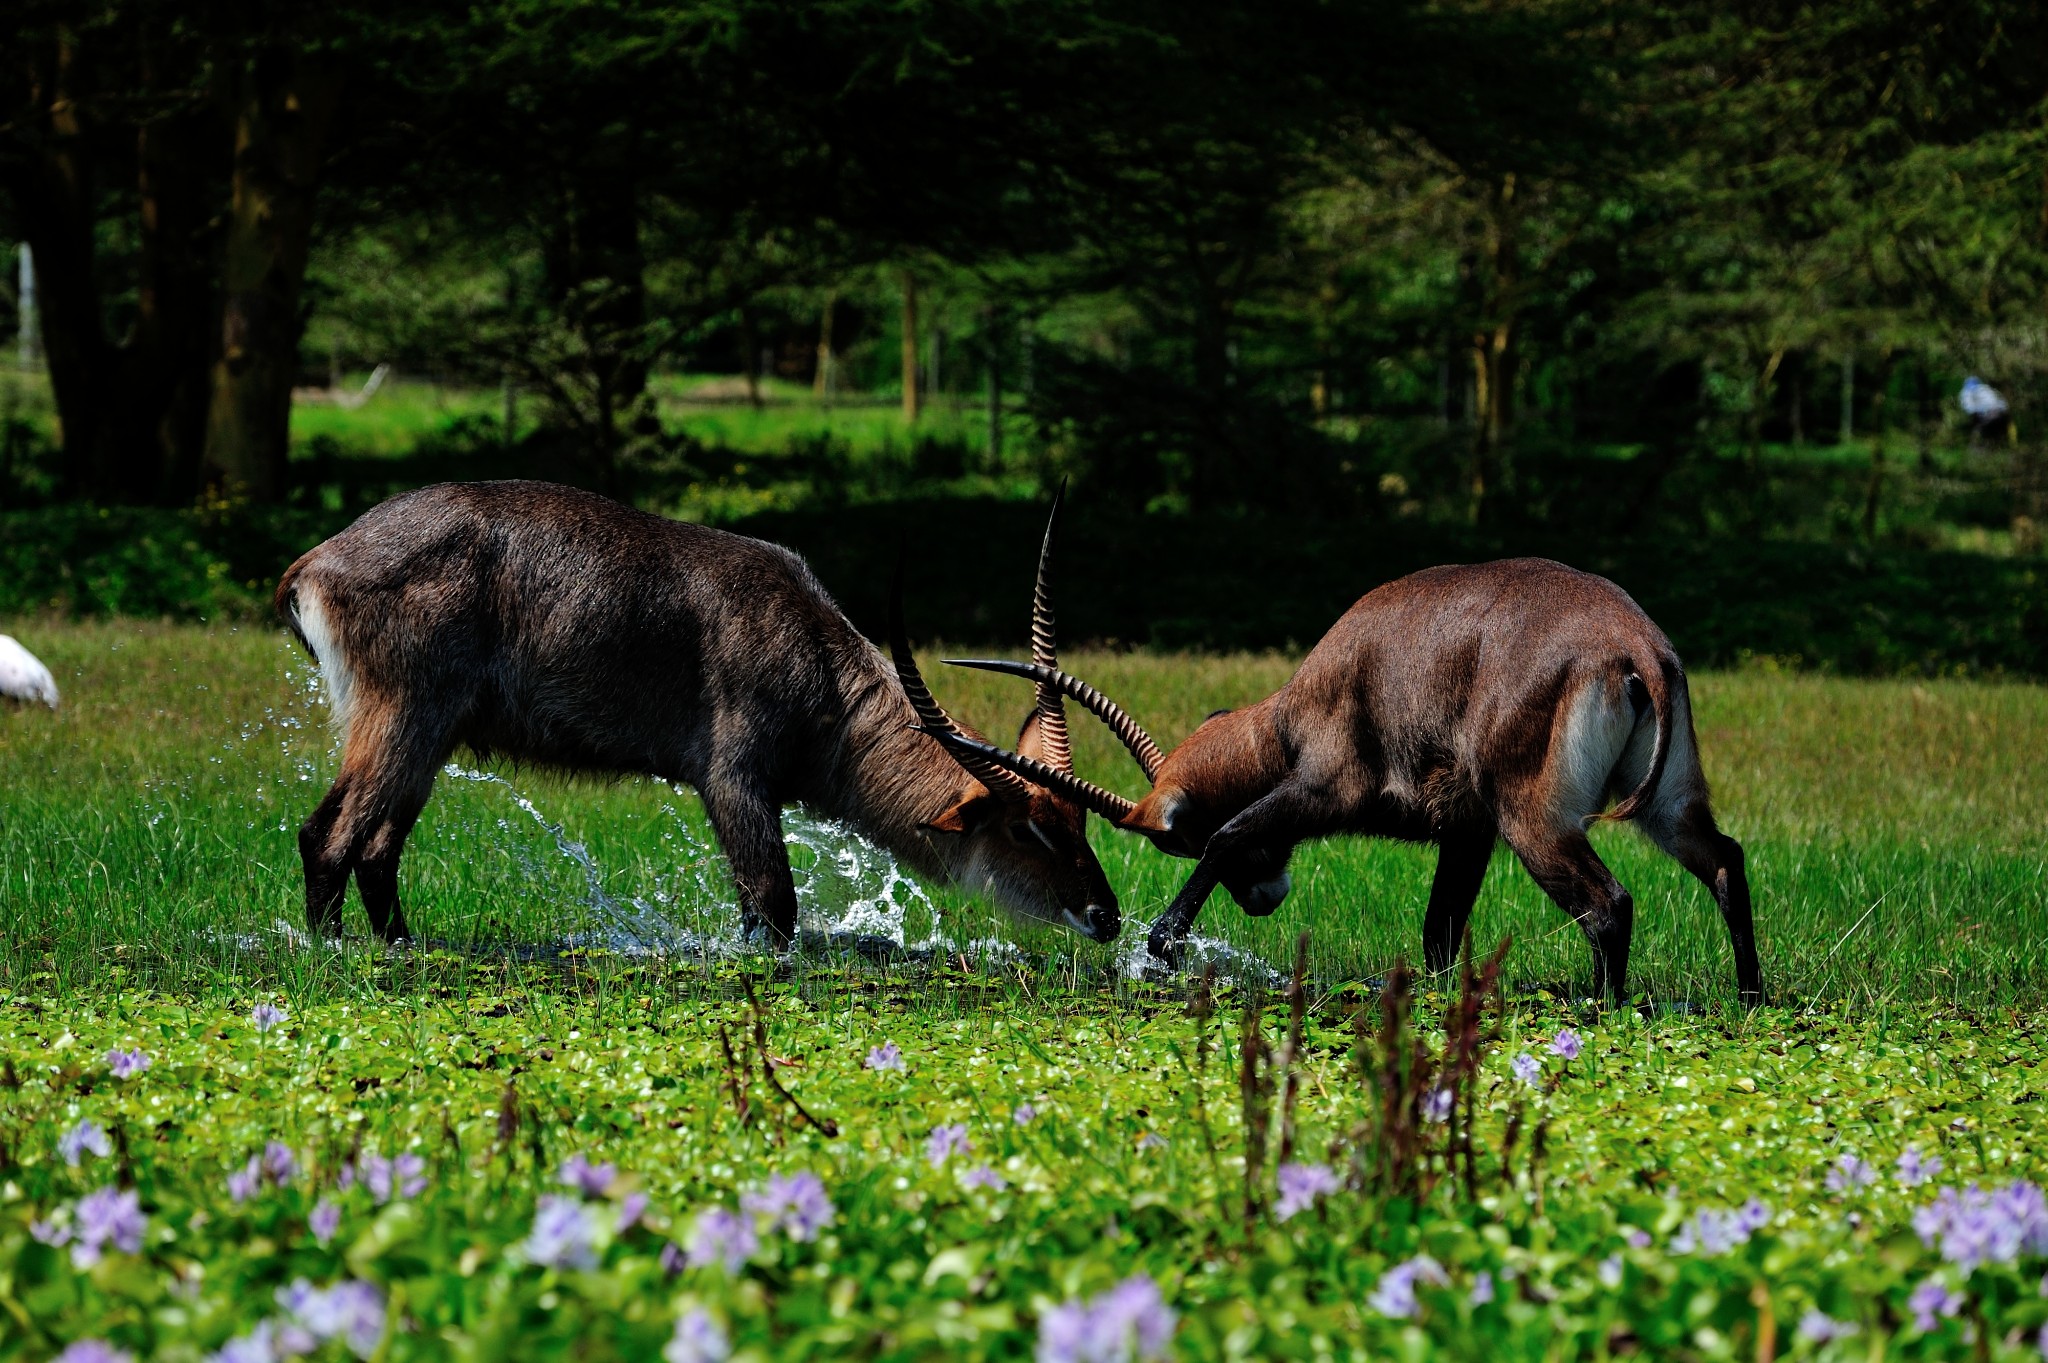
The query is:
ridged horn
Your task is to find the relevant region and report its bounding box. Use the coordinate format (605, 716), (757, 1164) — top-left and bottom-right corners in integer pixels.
(943, 657), (1166, 782)
(914, 726), (1137, 824)
(1029, 483), (1073, 774)
(889, 558), (1033, 803)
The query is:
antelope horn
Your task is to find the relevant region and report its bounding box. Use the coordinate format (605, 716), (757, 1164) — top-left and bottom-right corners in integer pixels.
(1029, 483), (1073, 774)
(914, 726), (1137, 824)
(942, 657), (1166, 782)
(889, 559), (1034, 803)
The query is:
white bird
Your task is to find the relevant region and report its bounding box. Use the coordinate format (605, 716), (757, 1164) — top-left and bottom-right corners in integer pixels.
(0, 634), (59, 707)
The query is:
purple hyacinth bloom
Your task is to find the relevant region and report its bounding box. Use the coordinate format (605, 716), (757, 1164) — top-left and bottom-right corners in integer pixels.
(1422, 1087), (1455, 1123)
(1897, 1146), (1944, 1187)
(227, 1157), (263, 1204)
(1826, 1154), (1877, 1194)
(1368, 1254), (1450, 1319)
(276, 1278), (386, 1358)
(207, 1321), (282, 1363)
(250, 1002), (287, 1033)
(1797, 1310), (1856, 1344)
(71, 1186), (145, 1268)
(263, 1141), (299, 1185)
(665, 1308), (730, 1363)
(1598, 1254), (1623, 1288)
(660, 1241), (686, 1276)
(31, 1216), (70, 1247)
(1273, 1162), (1340, 1222)
(1037, 1274), (1176, 1363)
(865, 1040), (906, 1072)
(742, 1171), (835, 1241)
(53, 1342), (133, 1363)
(619, 1191), (649, 1232)
(684, 1207), (759, 1273)
(1625, 1227), (1652, 1250)
(310, 1199), (341, 1245)
(1510, 1053), (1541, 1086)
(359, 1151), (427, 1204)
(1548, 1029), (1582, 1061)
(1670, 1202), (1768, 1257)
(1014, 1103), (1037, 1125)
(1913, 1181), (2048, 1271)
(1469, 1271), (1495, 1305)
(558, 1153), (617, 1196)
(927, 1123), (971, 1168)
(59, 1119), (112, 1167)
(525, 1194), (602, 1270)
(962, 1165), (1008, 1192)
(105, 1049), (151, 1079)
(1736, 1199), (1773, 1233)
(1907, 1277), (1964, 1333)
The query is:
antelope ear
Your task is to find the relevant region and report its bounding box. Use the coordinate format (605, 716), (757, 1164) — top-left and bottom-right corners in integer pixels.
(1118, 788), (1182, 837)
(1014, 709), (1047, 760)
(922, 794), (997, 836)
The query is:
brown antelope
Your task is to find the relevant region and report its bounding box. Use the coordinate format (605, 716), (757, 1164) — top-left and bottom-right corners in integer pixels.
(928, 558), (1763, 1005)
(273, 480), (1118, 947)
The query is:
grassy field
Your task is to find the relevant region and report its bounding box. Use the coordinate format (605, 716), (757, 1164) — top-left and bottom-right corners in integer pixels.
(7, 620), (2048, 1360)
(4, 620), (2045, 1006)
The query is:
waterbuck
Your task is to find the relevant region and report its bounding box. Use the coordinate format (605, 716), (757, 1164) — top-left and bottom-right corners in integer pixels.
(273, 480), (1118, 947)
(927, 558), (1763, 1005)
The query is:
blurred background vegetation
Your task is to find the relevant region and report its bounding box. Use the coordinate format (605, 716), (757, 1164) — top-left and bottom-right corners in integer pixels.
(2, 0), (2044, 670)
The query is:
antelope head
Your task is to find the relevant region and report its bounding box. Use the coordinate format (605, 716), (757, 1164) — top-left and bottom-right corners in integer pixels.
(891, 492), (1121, 943)
(928, 651), (1295, 917)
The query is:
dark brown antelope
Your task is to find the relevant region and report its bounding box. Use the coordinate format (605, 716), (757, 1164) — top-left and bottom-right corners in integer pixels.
(273, 480), (1118, 947)
(928, 558), (1763, 1005)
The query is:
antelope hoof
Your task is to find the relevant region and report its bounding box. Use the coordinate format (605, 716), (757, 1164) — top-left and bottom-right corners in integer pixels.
(1145, 930), (1186, 971)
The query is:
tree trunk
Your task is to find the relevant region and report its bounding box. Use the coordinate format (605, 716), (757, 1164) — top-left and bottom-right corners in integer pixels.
(204, 50), (341, 501)
(740, 306), (761, 408)
(1838, 354), (1854, 443)
(814, 292), (835, 403)
(131, 101), (218, 501)
(900, 269), (920, 424)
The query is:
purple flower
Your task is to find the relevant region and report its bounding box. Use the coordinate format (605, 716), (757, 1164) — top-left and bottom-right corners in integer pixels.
(1037, 1274), (1177, 1363)
(660, 1241), (686, 1276)
(1274, 1162), (1340, 1222)
(684, 1207), (759, 1273)
(1368, 1254), (1449, 1319)
(1510, 1053), (1541, 1086)
(275, 1278), (386, 1358)
(619, 1191), (649, 1232)
(525, 1194), (602, 1270)
(1825, 1154), (1877, 1194)
(1913, 1181), (2048, 1271)
(310, 1199), (341, 1245)
(1598, 1254), (1623, 1288)
(53, 1343), (133, 1363)
(263, 1141), (299, 1185)
(742, 1171), (835, 1241)
(962, 1165), (1008, 1192)
(1670, 1201), (1768, 1257)
(927, 1123), (971, 1168)
(1548, 1029), (1582, 1061)
(1906, 1276), (1964, 1333)
(1797, 1310), (1856, 1344)
(250, 1002), (288, 1033)
(228, 1158), (263, 1204)
(865, 1041), (905, 1072)
(105, 1049), (151, 1079)
(59, 1119), (112, 1167)
(358, 1151), (426, 1204)
(558, 1153), (616, 1197)
(1624, 1227), (1652, 1250)
(1135, 1132), (1168, 1151)
(1469, 1271), (1495, 1306)
(31, 1216), (70, 1247)
(1422, 1087), (1455, 1123)
(1897, 1146), (1944, 1188)
(71, 1186), (146, 1268)
(207, 1321), (284, 1363)
(665, 1308), (730, 1363)
(1014, 1103), (1037, 1125)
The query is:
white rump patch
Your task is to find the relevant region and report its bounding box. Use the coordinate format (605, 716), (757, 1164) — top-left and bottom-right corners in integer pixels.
(1552, 678), (1638, 828)
(294, 586), (355, 733)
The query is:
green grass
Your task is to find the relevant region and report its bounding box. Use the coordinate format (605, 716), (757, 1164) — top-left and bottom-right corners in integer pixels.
(8, 619), (2048, 1360)
(4, 620), (2045, 1007)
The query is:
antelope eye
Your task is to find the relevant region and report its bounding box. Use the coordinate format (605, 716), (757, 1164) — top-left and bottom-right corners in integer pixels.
(1012, 820), (1059, 852)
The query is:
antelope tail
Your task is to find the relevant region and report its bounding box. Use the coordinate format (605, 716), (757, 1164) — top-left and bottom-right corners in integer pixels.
(1595, 655), (1676, 825)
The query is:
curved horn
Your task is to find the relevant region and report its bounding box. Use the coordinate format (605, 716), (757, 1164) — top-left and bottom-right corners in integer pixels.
(1029, 483), (1073, 773)
(889, 559), (1033, 802)
(914, 726), (1136, 824)
(943, 657), (1166, 781)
